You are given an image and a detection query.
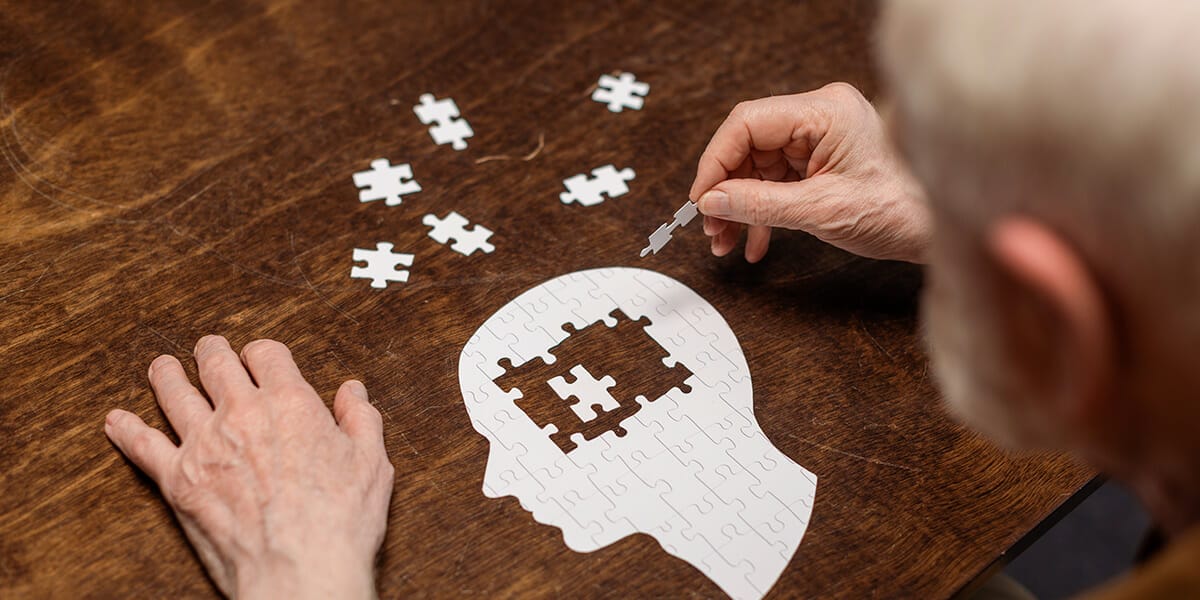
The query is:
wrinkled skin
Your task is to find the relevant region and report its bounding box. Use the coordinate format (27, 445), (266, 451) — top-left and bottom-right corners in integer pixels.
(105, 336), (394, 599)
(690, 82), (931, 264)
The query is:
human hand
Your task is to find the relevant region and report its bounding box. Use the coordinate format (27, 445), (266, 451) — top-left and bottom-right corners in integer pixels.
(690, 82), (931, 263)
(104, 336), (394, 600)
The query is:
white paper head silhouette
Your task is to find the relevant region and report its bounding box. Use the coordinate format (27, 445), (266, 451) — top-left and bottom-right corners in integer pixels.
(459, 267), (816, 600)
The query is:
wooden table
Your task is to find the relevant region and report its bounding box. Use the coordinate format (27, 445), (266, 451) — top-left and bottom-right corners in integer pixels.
(0, 1), (1093, 597)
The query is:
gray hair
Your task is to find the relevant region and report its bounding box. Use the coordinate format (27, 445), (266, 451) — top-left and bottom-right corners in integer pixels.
(880, 0), (1200, 352)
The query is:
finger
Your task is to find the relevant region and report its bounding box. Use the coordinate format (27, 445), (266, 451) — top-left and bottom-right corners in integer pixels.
(105, 409), (177, 483)
(148, 355), (212, 439)
(712, 221), (741, 257)
(689, 94), (830, 201)
(333, 380), (385, 448)
(239, 339), (309, 391)
(745, 225), (773, 263)
(751, 148), (792, 181)
(194, 335), (256, 406)
(703, 215), (731, 237)
(696, 177), (833, 229)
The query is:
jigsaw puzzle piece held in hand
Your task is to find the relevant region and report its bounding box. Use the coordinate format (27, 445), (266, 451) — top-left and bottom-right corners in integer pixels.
(641, 201), (699, 257)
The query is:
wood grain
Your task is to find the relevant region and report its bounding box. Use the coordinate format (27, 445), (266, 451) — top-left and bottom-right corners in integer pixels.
(0, 1), (1092, 597)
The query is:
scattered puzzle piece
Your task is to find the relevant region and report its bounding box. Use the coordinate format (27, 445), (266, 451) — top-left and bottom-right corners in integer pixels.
(349, 242), (413, 289)
(592, 72), (650, 112)
(352, 158), (421, 206)
(560, 165), (636, 207)
(414, 93), (473, 150)
(641, 200), (699, 257)
(423, 211), (495, 256)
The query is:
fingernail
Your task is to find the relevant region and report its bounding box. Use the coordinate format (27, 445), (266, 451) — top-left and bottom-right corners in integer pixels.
(699, 190), (730, 217)
(347, 380), (368, 400)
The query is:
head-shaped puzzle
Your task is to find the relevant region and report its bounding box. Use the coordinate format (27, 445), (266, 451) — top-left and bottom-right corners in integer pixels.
(458, 267), (817, 599)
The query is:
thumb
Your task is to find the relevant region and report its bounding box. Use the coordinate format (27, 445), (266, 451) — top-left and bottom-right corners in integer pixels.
(696, 178), (835, 230)
(333, 380), (384, 446)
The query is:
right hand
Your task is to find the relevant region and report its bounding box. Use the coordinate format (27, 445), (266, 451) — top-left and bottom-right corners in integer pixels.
(690, 82), (931, 264)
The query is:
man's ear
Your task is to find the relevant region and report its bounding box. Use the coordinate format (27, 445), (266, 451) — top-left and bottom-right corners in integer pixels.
(986, 217), (1116, 437)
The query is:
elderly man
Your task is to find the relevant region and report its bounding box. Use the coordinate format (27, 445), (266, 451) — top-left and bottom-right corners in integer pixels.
(104, 0), (1200, 597)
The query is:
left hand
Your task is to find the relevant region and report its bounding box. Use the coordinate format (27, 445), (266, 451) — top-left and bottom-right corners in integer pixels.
(105, 336), (394, 600)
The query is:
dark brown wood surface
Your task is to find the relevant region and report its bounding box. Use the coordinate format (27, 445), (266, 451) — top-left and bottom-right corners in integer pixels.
(0, 1), (1093, 597)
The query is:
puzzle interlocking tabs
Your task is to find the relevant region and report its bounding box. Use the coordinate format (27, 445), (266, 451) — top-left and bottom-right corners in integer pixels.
(352, 158), (421, 206)
(414, 93), (474, 150)
(423, 211), (495, 256)
(349, 242), (413, 289)
(495, 310), (693, 454)
(592, 72), (650, 112)
(459, 267), (818, 600)
(641, 200), (699, 257)
(560, 164), (637, 207)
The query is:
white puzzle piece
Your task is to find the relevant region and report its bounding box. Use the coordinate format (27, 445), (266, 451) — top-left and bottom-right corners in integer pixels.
(560, 165), (636, 207)
(641, 201), (699, 257)
(423, 211), (495, 256)
(414, 93), (474, 150)
(352, 158), (421, 206)
(458, 267), (817, 600)
(592, 72), (650, 112)
(349, 242), (413, 289)
(548, 365), (619, 422)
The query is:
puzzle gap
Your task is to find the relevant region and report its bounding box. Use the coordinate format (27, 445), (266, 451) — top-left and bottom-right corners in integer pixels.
(495, 308), (694, 454)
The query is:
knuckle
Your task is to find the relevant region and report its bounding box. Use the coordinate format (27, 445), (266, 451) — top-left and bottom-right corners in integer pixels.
(215, 418), (252, 448)
(274, 382), (316, 401)
(194, 335), (226, 355)
(130, 430), (158, 458)
(148, 354), (176, 377)
(730, 99), (760, 120)
(203, 351), (238, 372)
(363, 401), (384, 423)
(744, 188), (773, 224)
(242, 339), (287, 362)
(822, 81), (862, 99)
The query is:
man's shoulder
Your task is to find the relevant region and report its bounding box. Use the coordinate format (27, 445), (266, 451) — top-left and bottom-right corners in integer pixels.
(1079, 525), (1200, 600)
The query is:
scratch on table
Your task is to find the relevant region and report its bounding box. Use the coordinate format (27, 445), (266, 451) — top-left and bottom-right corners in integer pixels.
(158, 179), (218, 219)
(396, 431), (418, 457)
(1, 104), (308, 291)
(787, 433), (919, 473)
(141, 323), (192, 357)
(0, 1), (220, 131)
(289, 231), (360, 325)
(855, 315), (898, 365)
(326, 347), (353, 377)
(0, 261), (50, 303)
(0, 241), (88, 303)
(415, 404), (458, 418)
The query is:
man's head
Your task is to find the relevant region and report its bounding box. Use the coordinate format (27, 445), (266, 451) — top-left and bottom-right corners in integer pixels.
(878, 0), (1200, 485)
